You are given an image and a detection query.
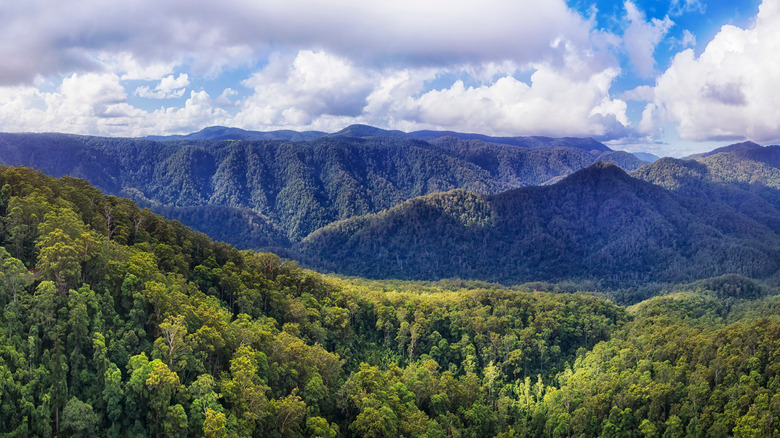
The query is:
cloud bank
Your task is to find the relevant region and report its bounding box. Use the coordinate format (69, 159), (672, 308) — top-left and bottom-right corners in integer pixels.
(647, 0), (780, 144)
(0, 0), (594, 85)
(0, 0), (778, 154)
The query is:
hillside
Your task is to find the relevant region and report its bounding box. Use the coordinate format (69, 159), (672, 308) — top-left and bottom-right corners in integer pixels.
(0, 131), (645, 248)
(0, 164), (627, 436)
(298, 162), (780, 286)
(633, 143), (780, 233)
(2, 165), (780, 437)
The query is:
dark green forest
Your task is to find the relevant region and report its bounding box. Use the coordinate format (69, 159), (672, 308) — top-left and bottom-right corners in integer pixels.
(298, 162), (780, 288)
(0, 132), (645, 248)
(3, 166), (780, 437)
(3, 132), (780, 437)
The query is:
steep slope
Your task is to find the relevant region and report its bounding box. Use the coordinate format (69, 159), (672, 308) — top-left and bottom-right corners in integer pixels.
(0, 164), (633, 437)
(633, 143), (780, 233)
(0, 132), (643, 247)
(685, 140), (763, 159)
(298, 162), (780, 285)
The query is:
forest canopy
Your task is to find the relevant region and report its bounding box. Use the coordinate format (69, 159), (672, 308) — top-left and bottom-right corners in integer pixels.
(1, 165), (780, 437)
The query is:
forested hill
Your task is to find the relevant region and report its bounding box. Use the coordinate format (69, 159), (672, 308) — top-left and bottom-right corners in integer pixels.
(298, 162), (780, 286)
(0, 131), (645, 248)
(632, 143), (780, 234)
(0, 164), (627, 436)
(4, 164), (780, 437)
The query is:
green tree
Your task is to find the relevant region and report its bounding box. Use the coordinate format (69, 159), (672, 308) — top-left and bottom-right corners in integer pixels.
(203, 408), (227, 438)
(306, 416), (339, 438)
(61, 397), (99, 437)
(0, 247), (32, 304)
(145, 359), (182, 436)
(36, 227), (81, 293)
(103, 363), (124, 431)
(267, 389), (307, 437)
(221, 345), (270, 434)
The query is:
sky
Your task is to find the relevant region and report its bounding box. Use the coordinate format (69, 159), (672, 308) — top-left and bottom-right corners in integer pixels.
(0, 0), (777, 156)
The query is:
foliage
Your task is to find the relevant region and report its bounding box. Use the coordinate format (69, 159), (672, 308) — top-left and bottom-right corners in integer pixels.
(0, 166), (625, 436)
(299, 162), (780, 288)
(0, 132), (644, 248)
(1, 165), (780, 437)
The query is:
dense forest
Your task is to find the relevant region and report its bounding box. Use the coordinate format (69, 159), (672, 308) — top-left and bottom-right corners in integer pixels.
(0, 130), (645, 248)
(2, 165), (780, 437)
(298, 162), (780, 288)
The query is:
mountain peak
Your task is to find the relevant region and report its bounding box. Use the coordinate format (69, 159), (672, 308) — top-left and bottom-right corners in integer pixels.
(328, 124), (409, 138)
(687, 140), (762, 159)
(561, 160), (632, 185)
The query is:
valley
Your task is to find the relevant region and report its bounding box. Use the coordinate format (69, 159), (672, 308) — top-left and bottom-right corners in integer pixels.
(1, 127), (780, 436)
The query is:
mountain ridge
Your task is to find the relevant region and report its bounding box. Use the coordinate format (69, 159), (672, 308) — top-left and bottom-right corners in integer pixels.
(0, 131), (647, 248)
(298, 161), (780, 287)
(143, 123), (615, 152)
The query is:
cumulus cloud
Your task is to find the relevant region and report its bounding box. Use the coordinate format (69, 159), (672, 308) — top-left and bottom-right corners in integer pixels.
(0, 0), (654, 140)
(232, 48), (629, 138)
(650, 0), (780, 143)
(0, 73), (229, 136)
(235, 51), (380, 128)
(135, 73), (190, 99)
(0, 0), (595, 85)
(623, 1), (674, 79)
(621, 85), (655, 101)
(215, 88), (240, 107)
(402, 65), (628, 138)
(103, 53), (178, 81)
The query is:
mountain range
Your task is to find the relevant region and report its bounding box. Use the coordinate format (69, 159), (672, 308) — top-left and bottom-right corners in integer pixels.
(0, 127), (646, 247)
(298, 161), (780, 286)
(2, 126), (780, 289)
(143, 123), (619, 153)
(3, 161), (778, 437)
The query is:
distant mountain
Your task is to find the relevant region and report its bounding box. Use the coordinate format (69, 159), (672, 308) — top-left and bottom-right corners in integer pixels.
(410, 130), (612, 151)
(631, 151), (661, 162)
(0, 132), (644, 248)
(326, 124), (409, 139)
(633, 142), (780, 234)
(325, 124), (613, 152)
(298, 162), (780, 285)
(142, 125), (326, 142)
(147, 124), (614, 152)
(684, 140), (763, 159)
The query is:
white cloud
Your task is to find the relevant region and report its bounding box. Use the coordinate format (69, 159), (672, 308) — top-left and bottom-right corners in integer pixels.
(621, 85), (655, 101)
(403, 65), (628, 138)
(0, 73), (229, 137)
(236, 51), (379, 128)
(149, 91), (232, 134)
(102, 53), (178, 81)
(0, 0), (595, 85)
(623, 1), (674, 79)
(650, 0), (780, 143)
(681, 30), (697, 48)
(232, 48), (628, 138)
(135, 73), (189, 99)
(215, 88), (240, 107)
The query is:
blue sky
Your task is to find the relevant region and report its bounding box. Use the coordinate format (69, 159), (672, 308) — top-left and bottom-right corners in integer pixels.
(0, 0), (777, 156)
